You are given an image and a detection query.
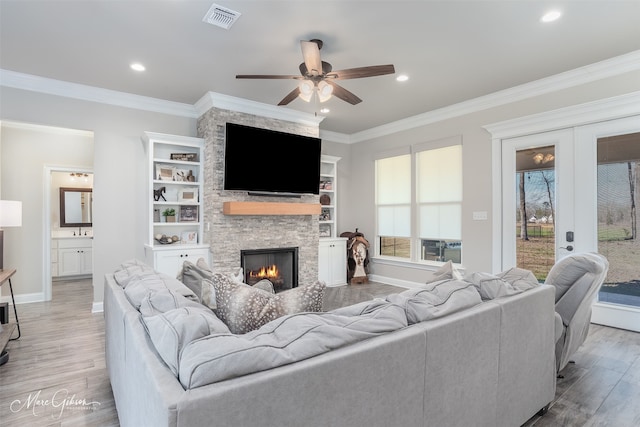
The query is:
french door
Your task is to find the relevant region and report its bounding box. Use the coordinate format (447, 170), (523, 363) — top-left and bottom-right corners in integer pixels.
(502, 116), (640, 332)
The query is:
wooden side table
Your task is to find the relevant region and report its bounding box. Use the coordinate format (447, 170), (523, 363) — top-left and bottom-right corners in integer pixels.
(0, 268), (20, 366)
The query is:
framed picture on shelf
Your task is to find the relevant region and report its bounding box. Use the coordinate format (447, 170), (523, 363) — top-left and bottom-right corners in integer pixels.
(180, 231), (198, 244)
(153, 208), (161, 223)
(179, 205), (198, 222)
(156, 164), (174, 181)
(178, 187), (198, 203)
(319, 224), (331, 237)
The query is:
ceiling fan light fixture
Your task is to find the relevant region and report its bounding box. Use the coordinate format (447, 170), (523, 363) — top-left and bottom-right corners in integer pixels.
(317, 80), (333, 102)
(298, 80), (314, 102)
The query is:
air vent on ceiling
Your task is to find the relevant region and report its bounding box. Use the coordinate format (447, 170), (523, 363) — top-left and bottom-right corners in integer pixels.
(202, 4), (241, 30)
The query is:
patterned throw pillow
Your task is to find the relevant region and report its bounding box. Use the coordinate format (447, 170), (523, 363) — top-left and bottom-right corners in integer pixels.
(209, 273), (325, 334)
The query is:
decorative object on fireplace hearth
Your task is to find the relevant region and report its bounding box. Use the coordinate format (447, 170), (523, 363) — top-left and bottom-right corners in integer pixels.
(340, 228), (370, 284)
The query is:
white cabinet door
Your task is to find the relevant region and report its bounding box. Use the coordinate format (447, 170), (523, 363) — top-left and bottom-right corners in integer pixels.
(153, 248), (210, 278)
(318, 238), (347, 286)
(80, 248), (93, 275)
(59, 248), (82, 276)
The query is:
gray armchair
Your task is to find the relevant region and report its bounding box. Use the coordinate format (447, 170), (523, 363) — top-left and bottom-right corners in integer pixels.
(544, 252), (609, 374)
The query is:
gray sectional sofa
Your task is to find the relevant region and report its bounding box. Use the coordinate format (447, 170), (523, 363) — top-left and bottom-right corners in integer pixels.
(104, 261), (556, 427)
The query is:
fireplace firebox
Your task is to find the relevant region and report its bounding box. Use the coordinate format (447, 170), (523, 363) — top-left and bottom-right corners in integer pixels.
(240, 247), (298, 292)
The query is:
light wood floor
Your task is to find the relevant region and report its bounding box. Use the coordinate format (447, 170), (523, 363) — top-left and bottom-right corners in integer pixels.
(1, 279), (639, 426)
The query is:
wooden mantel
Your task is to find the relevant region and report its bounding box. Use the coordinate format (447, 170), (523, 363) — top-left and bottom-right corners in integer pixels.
(223, 201), (321, 216)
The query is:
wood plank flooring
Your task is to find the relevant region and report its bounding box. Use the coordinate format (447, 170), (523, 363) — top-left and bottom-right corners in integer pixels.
(0, 279), (638, 426)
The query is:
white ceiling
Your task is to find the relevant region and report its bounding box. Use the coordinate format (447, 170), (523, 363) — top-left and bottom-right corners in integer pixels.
(1, 1), (640, 135)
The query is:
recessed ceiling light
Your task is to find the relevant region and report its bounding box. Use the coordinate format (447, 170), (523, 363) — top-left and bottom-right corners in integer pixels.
(541, 10), (561, 23)
(396, 74), (409, 82)
(320, 108), (330, 114)
(130, 63), (146, 72)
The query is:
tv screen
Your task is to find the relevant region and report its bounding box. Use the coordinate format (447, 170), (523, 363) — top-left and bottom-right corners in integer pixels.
(224, 123), (322, 195)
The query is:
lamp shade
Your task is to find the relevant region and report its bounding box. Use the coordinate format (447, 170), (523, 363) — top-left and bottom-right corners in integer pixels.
(0, 200), (22, 227)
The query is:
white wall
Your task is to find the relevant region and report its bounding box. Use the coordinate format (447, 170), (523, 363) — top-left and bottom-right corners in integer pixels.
(342, 70), (640, 284)
(0, 86), (196, 308)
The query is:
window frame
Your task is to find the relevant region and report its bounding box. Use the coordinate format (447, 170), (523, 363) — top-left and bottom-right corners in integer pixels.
(374, 136), (463, 265)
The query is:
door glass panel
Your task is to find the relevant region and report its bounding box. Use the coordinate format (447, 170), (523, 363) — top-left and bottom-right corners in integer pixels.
(597, 132), (640, 307)
(515, 146), (556, 281)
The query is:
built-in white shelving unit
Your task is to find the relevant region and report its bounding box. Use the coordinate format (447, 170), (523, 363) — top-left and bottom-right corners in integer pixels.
(142, 132), (210, 277)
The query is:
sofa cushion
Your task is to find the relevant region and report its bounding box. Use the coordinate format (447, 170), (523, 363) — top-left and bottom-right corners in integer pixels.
(467, 267), (539, 300)
(124, 273), (199, 310)
(177, 259), (217, 309)
(142, 306), (231, 376)
(139, 288), (205, 317)
(113, 259), (157, 288)
(387, 279), (482, 324)
(179, 302), (407, 388)
(209, 273), (325, 334)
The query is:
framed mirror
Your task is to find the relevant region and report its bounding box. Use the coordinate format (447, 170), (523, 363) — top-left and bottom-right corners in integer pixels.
(60, 187), (93, 227)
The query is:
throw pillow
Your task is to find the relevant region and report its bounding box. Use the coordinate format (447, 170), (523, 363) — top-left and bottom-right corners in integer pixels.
(426, 260), (463, 283)
(252, 279), (275, 294)
(210, 273), (325, 334)
(177, 258), (217, 309)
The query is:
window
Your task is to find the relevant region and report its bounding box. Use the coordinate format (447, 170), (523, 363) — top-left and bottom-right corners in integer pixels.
(375, 138), (462, 264)
(376, 153), (411, 258)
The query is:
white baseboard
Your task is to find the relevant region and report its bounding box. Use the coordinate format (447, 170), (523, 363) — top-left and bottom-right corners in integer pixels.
(91, 301), (103, 313)
(0, 292), (45, 305)
(368, 274), (420, 289)
(591, 303), (640, 332)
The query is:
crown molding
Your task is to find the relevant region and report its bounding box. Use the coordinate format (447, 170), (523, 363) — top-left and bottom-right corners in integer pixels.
(0, 69), (198, 118)
(2, 49), (639, 141)
(194, 91), (324, 128)
(483, 90), (640, 140)
(347, 49), (640, 143)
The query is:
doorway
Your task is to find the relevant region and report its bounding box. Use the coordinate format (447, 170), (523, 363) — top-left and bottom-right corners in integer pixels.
(500, 116), (640, 332)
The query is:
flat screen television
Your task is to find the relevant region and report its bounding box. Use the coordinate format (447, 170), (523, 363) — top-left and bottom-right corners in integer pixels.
(224, 123), (322, 196)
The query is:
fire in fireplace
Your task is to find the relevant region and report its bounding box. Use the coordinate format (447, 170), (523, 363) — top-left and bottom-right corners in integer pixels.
(241, 247), (298, 292)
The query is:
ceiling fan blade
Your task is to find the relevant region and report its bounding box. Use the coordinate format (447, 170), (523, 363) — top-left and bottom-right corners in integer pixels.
(277, 87), (301, 106)
(236, 74), (301, 79)
(330, 64), (395, 80)
(327, 81), (362, 105)
(300, 40), (322, 76)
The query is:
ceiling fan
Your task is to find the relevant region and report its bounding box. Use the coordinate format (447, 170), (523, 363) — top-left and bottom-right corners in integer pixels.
(236, 39), (395, 106)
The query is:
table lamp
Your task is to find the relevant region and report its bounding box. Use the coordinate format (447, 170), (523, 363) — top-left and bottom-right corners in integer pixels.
(0, 200), (22, 270)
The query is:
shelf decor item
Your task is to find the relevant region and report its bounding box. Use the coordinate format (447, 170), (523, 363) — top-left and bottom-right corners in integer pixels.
(180, 205), (198, 222)
(178, 188), (198, 203)
(170, 152), (198, 162)
(162, 208), (176, 222)
(156, 164), (174, 181)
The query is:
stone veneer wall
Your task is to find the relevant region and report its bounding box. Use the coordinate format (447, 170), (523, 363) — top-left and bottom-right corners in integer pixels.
(197, 107), (320, 285)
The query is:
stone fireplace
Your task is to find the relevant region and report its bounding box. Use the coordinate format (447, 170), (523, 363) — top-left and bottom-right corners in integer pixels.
(196, 103), (322, 285)
(241, 247), (298, 292)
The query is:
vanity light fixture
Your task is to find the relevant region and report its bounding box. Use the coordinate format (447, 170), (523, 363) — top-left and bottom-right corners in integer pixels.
(70, 173), (89, 182)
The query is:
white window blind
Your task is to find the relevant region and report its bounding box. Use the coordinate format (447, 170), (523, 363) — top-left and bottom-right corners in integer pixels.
(417, 145), (462, 240)
(376, 154), (411, 237)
